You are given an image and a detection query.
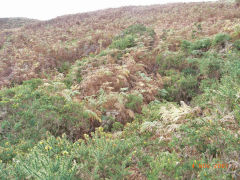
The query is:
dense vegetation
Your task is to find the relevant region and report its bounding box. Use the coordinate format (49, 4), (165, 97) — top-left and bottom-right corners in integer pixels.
(0, 1), (240, 179)
(0, 18), (38, 30)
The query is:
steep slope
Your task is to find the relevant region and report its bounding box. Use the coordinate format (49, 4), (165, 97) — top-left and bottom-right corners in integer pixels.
(0, 2), (240, 87)
(0, 2), (240, 179)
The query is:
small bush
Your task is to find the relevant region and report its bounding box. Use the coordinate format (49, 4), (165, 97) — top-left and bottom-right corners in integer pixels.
(63, 76), (73, 88)
(110, 35), (136, 50)
(57, 61), (71, 74)
(199, 55), (223, 79)
(22, 78), (43, 89)
(171, 117), (239, 156)
(148, 152), (183, 179)
(112, 122), (124, 131)
(163, 73), (198, 102)
(157, 52), (186, 75)
(181, 40), (192, 52)
(0, 82), (101, 162)
(122, 24), (155, 37)
(125, 94), (143, 112)
(233, 40), (240, 50)
(1, 131), (135, 179)
(213, 33), (231, 46)
(191, 38), (211, 51)
(123, 24), (147, 35)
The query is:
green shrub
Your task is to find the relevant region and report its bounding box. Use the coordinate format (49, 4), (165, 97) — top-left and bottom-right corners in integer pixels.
(157, 52), (187, 75)
(163, 72), (198, 102)
(148, 151), (183, 179)
(233, 40), (240, 50)
(181, 40), (192, 52)
(112, 122), (124, 131)
(122, 24), (155, 37)
(199, 54), (223, 79)
(213, 33), (231, 46)
(57, 61), (71, 74)
(75, 68), (83, 83)
(110, 35), (136, 50)
(191, 38), (211, 51)
(22, 78), (43, 89)
(171, 117), (239, 157)
(99, 50), (107, 56)
(125, 94), (143, 112)
(0, 82), (100, 163)
(110, 24), (155, 51)
(1, 130), (135, 179)
(182, 67), (198, 75)
(123, 24), (147, 35)
(63, 76), (73, 88)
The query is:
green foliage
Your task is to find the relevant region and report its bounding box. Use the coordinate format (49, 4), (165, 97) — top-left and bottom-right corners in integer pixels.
(122, 24), (155, 37)
(98, 50), (107, 57)
(181, 40), (192, 51)
(213, 33), (231, 46)
(112, 122), (124, 131)
(163, 71), (198, 102)
(198, 53), (223, 79)
(63, 76), (73, 88)
(0, 130), (135, 179)
(233, 40), (240, 50)
(57, 61), (71, 74)
(125, 94), (143, 112)
(193, 52), (240, 110)
(1, 26), (240, 180)
(110, 24), (155, 50)
(110, 35), (136, 50)
(148, 152), (183, 179)
(123, 24), (147, 35)
(22, 78), (43, 89)
(171, 117), (239, 161)
(0, 82), (100, 163)
(157, 51), (186, 75)
(181, 38), (211, 53)
(191, 38), (211, 51)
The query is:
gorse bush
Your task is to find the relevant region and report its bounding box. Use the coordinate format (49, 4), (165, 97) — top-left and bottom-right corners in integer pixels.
(0, 79), (101, 163)
(123, 24), (147, 35)
(125, 93), (143, 112)
(181, 38), (211, 53)
(0, 129), (135, 179)
(162, 72), (198, 102)
(110, 24), (155, 50)
(122, 24), (155, 37)
(233, 40), (240, 50)
(212, 33), (231, 46)
(110, 35), (136, 50)
(181, 40), (192, 51)
(157, 51), (186, 75)
(191, 38), (211, 51)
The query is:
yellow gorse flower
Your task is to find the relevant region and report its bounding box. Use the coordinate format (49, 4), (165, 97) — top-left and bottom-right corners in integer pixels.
(98, 127), (103, 132)
(62, 151), (69, 155)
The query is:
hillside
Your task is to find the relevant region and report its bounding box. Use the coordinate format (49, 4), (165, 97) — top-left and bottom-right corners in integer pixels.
(0, 1), (240, 179)
(1, 2), (240, 87)
(0, 17), (38, 30)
